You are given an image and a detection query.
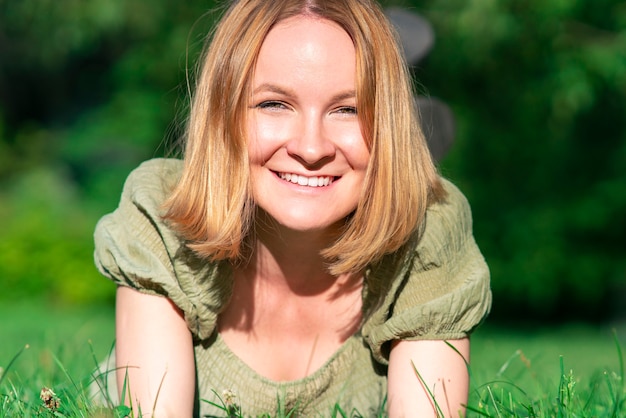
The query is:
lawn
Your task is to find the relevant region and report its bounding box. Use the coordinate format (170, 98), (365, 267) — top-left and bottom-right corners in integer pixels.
(468, 323), (625, 417)
(1, 301), (624, 416)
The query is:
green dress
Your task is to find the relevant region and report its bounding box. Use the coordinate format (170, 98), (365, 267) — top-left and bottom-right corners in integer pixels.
(94, 158), (491, 417)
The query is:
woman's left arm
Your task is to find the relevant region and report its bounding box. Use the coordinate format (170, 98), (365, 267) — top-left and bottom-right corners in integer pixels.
(387, 337), (470, 418)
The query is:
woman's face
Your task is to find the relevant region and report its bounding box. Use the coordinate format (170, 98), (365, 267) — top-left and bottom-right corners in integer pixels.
(247, 15), (370, 233)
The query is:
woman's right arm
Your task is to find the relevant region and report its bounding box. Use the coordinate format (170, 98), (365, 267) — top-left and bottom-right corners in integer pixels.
(115, 286), (196, 417)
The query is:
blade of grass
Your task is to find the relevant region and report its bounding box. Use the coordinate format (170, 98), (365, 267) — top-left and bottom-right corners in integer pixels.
(0, 344), (29, 387)
(496, 350), (522, 378)
(150, 371), (167, 417)
(464, 403), (494, 417)
(486, 386), (502, 418)
(52, 352), (83, 392)
(612, 329), (624, 392)
(87, 342), (117, 409)
(412, 361), (445, 417)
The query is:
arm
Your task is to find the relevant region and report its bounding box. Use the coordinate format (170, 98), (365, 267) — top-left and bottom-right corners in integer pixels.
(387, 338), (470, 418)
(115, 286), (196, 417)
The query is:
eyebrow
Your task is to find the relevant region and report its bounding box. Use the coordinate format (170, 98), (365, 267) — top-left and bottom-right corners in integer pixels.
(331, 90), (357, 102)
(253, 83), (293, 97)
(252, 83), (356, 103)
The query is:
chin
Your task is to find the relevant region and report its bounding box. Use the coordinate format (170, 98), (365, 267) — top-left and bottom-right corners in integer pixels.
(256, 208), (351, 235)
(278, 217), (345, 233)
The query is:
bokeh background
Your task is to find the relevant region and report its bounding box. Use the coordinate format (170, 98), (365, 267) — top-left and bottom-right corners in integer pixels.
(1, 0), (625, 325)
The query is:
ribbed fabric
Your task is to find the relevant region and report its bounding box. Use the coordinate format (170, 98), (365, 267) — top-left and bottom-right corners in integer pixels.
(94, 158), (491, 417)
(195, 334), (386, 416)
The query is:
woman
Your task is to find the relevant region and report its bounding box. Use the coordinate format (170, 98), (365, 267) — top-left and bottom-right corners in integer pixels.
(94, 0), (491, 416)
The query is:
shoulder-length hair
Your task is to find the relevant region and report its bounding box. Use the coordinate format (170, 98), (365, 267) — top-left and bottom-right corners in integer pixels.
(164, 0), (445, 275)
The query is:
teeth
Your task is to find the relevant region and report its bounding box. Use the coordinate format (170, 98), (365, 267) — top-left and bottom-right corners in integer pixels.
(279, 172), (333, 187)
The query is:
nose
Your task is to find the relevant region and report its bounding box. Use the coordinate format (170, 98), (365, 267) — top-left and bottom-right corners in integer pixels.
(285, 114), (335, 167)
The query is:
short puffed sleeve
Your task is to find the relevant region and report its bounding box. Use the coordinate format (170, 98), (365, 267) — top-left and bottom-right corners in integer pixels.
(93, 158), (232, 341)
(362, 179), (491, 364)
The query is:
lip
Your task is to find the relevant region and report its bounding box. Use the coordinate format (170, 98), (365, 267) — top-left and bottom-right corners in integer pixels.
(272, 170), (339, 187)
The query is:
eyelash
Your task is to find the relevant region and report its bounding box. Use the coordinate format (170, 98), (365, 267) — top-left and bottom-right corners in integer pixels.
(256, 101), (287, 110)
(336, 106), (357, 115)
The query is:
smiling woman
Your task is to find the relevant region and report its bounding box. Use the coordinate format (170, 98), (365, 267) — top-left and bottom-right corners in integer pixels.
(93, 0), (491, 417)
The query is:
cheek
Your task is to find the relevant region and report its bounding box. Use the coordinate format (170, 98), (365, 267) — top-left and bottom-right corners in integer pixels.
(247, 116), (293, 163)
(340, 132), (370, 170)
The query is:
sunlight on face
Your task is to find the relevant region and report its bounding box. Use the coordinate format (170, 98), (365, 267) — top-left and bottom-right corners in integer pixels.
(247, 16), (369, 234)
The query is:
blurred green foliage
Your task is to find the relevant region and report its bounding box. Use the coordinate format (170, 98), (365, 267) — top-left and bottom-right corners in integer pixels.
(416, 0), (626, 320)
(0, 0), (219, 305)
(0, 0), (624, 320)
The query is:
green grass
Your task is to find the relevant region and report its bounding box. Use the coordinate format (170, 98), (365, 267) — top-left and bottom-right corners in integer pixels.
(0, 301), (116, 417)
(1, 301), (624, 417)
(468, 324), (625, 417)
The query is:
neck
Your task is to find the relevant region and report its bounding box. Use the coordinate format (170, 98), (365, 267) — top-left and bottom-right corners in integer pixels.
(243, 213), (354, 296)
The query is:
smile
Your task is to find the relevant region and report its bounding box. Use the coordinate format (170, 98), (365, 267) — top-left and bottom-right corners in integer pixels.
(277, 172), (335, 187)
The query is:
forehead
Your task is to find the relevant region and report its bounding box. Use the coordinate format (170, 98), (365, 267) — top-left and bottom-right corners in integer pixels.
(264, 14), (351, 44)
(253, 16), (356, 85)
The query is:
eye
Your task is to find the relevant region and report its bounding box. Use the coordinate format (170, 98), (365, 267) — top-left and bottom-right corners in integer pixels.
(256, 101), (289, 111)
(334, 106), (358, 115)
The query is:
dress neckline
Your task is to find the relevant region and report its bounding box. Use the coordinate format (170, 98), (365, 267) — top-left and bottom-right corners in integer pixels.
(214, 332), (360, 386)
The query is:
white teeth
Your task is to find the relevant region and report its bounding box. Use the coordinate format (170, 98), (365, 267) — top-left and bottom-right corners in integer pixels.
(278, 172), (333, 187)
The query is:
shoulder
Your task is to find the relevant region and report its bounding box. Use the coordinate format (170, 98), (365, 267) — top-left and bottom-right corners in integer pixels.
(362, 178), (491, 363)
(94, 158), (228, 340)
(409, 177), (486, 295)
(119, 158), (183, 210)
(423, 178), (473, 246)
(94, 158), (185, 284)
(95, 158), (184, 260)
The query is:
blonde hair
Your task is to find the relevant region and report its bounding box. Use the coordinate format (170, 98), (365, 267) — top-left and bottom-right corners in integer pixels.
(165, 0), (445, 275)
